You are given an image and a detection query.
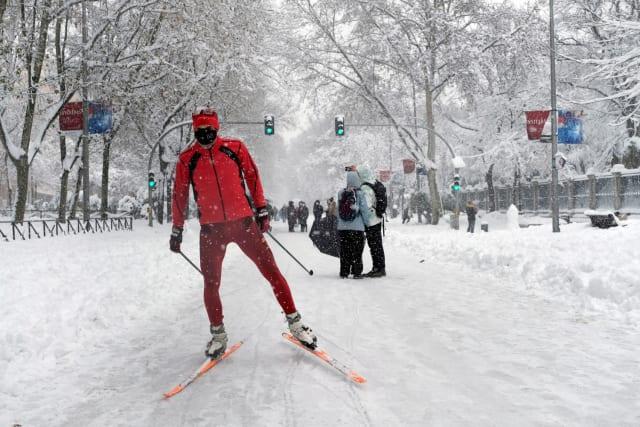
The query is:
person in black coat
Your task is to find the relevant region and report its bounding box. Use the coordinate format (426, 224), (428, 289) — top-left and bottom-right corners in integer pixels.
(312, 200), (323, 224)
(466, 200), (478, 233)
(287, 201), (297, 232)
(297, 201), (309, 232)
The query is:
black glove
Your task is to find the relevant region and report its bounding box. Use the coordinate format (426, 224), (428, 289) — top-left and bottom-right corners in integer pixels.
(170, 226), (183, 252)
(255, 206), (270, 233)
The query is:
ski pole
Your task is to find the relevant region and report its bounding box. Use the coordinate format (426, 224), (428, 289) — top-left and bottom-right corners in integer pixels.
(266, 231), (314, 276)
(179, 250), (203, 276)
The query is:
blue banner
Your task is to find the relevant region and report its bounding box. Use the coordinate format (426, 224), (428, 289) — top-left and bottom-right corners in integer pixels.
(557, 110), (583, 144)
(88, 103), (113, 134)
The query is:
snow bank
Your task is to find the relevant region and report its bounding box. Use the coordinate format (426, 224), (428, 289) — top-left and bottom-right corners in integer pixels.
(387, 216), (640, 323)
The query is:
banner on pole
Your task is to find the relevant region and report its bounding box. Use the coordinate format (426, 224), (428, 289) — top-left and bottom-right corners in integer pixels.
(557, 110), (583, 144)
(525, 109), (583, 144)
(59, 101), (113, 134)
(525, 110), (550, 140)
(402, 159), (416, 174)
(59, 102), (83, 131)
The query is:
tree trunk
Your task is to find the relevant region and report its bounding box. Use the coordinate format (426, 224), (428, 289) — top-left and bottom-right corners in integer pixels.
(166, 175), (172, 222)
(13, 1), (53, 222)
(424, 67), (441, 224)
(14, 157), (29, 222)
(511, 165), (521, 210)
(69, 168), (83, 220)
(2, 152), (11, 208)
(0, 0), (7, 24)
(486, 164), (497, 212)
(55, 1), (69, 222)
(100, 139), (111, 219)
(57, 137), (70, 222)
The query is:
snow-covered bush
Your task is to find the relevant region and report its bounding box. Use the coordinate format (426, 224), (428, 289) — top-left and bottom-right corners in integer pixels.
(118, 195), (142, 217)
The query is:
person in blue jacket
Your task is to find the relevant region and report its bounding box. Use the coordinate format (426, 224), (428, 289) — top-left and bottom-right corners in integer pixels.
(336, 169), (370, 279)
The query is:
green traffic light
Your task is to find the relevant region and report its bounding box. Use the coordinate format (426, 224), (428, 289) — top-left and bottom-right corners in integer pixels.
(266, 127), (273, 135)
(452, 184), (460, 191)
(149, 181), (156, 188)
(337, 128), (344, 136)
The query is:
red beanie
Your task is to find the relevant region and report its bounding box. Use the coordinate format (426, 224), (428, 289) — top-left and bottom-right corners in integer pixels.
(192, 110), (219, 130)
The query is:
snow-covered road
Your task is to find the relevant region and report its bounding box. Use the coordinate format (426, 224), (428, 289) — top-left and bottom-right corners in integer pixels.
(1, 219), (639, 426)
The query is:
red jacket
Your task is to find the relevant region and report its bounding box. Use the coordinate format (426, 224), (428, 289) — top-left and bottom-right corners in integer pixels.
(172, 136), (266, 228)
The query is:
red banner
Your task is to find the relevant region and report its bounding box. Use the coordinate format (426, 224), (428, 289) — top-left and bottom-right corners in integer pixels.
(378, 170), (391, 182)
(402, 159), (415, 174)
(59, 102), (83, 131)
(525, 110), (550, 140)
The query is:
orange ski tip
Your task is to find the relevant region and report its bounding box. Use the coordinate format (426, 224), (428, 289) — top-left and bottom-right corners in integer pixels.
(163, 386), (184, 399)
(350, 373), (367, 384)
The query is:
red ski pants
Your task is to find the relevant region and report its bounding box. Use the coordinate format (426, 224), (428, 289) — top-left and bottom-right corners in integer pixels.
(199, 217), (297, 326)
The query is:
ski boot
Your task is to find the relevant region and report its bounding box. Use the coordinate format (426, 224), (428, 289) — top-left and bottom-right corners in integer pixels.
(286, 312), (317, 350)
(205, 324), (228, 359)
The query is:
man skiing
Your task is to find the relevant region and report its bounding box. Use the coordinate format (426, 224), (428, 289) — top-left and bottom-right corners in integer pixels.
(170, 107), (317, 358)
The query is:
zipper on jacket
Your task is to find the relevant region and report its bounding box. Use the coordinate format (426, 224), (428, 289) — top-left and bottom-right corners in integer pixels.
(208, 147), (227, 221)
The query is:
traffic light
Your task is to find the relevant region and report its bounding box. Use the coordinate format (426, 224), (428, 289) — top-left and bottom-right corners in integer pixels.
(334, 115), (345, 136)
(264, 115), (274, 135)
(148, 172), (156, 190)
(451, 174), (461, 192)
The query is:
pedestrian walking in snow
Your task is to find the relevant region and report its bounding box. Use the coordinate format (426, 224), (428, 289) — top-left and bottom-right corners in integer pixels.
(297, 201), (309, 232)
(287, 201), (297, 232)
(170, 107), (316, 358)
(466, 200), (478, 233)
(337, 170), (370, 279)
(280, 204), (288, 223)
(402, 207), (411, 224)
(357, 166), (387, 277)
(326, 197), (337, 219)
(312, 200), (323, 224)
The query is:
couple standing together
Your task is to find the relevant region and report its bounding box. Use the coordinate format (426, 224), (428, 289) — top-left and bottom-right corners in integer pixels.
(337, 166), (387, 279)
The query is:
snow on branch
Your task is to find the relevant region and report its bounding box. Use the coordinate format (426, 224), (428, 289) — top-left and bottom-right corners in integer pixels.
(0, 114), (26, 162)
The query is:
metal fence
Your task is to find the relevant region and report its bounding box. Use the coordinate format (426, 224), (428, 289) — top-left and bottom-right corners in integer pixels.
(461, 170), (640, 213)
(0, 217), (134, 242)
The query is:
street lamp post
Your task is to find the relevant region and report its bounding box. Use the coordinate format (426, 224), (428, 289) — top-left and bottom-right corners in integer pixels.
(549, 0), (560, 232)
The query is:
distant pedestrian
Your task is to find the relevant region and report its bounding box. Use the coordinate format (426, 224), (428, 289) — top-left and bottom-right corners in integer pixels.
(297, 201), (309, 232)
(466, 200), (478, 233)
(280, 204), (288, 223)
(357, 166), (387, 277)
(287, 201), (297, 232)
(402, 207), (411, 224)
(326, 197), (337, 218)
(337, 170), (370, 279)
(312, 200), (323, 224)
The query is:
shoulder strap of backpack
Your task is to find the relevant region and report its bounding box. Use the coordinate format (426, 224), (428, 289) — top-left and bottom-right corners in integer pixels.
(188, 152), (201, 183)
(219, 145), (254, 208)
(187, 151), (202, 202)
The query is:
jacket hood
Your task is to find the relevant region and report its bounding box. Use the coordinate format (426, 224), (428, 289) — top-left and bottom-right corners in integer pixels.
(346, 171), (361, 188)
(357, 166), (374, 184)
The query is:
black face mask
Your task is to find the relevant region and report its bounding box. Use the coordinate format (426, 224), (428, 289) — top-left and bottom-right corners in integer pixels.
(195, 127), (217, 145)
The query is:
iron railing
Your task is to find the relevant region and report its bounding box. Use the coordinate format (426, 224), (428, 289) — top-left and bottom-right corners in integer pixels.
(0, 217), (133, 242)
